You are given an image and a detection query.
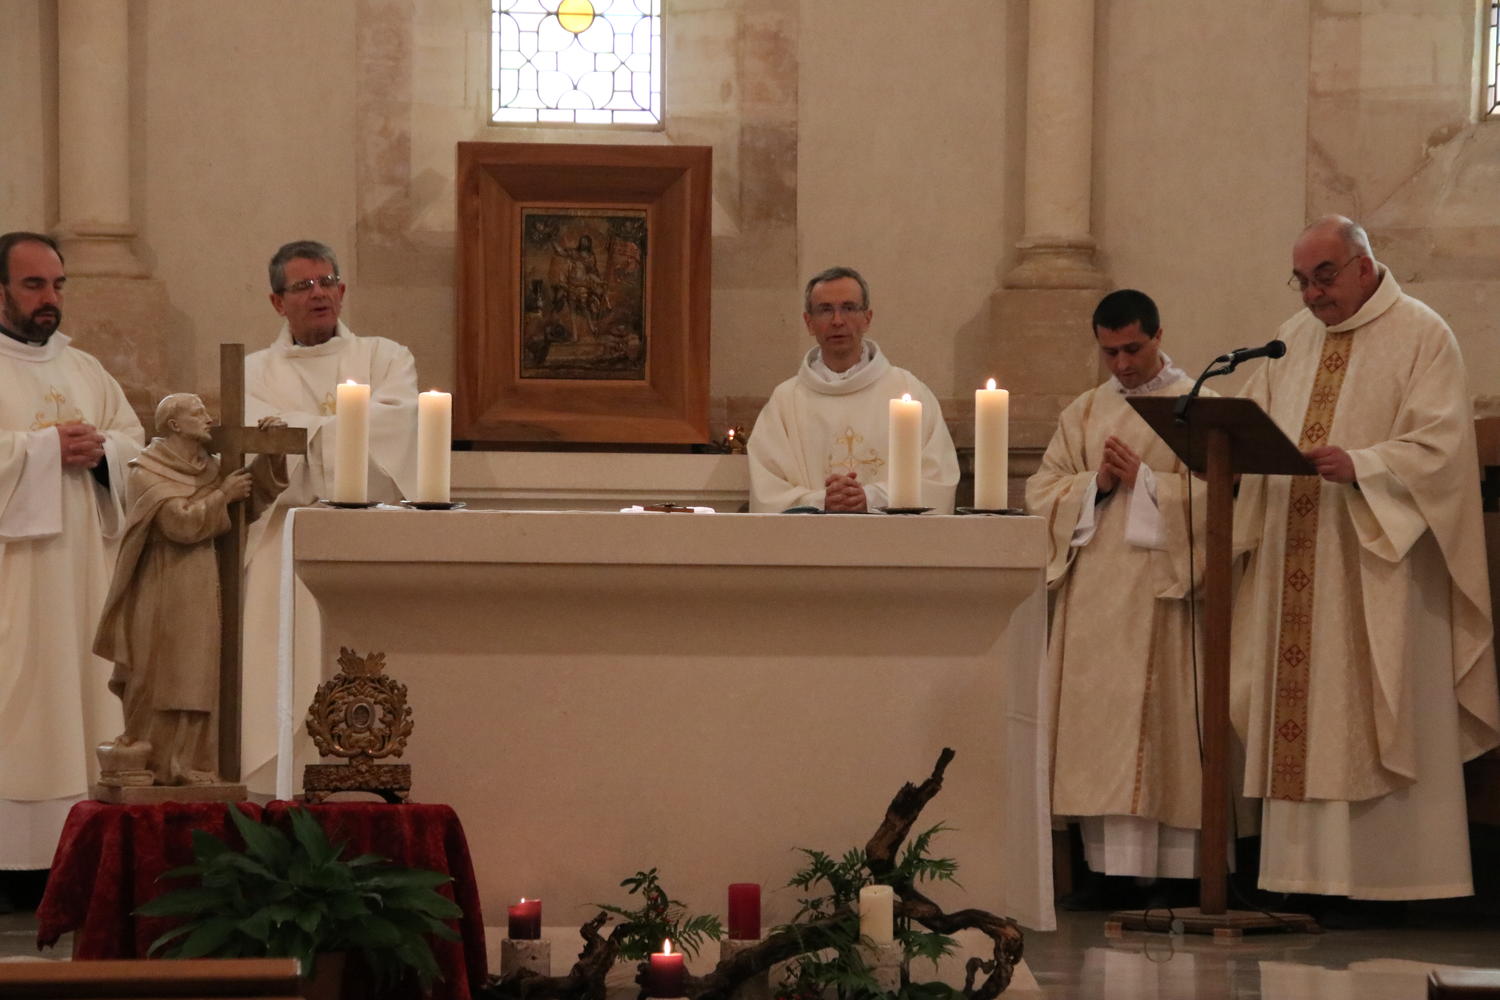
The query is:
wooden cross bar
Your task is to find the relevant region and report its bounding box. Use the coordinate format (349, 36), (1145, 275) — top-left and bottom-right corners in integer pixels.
(209, 343), (307, 782)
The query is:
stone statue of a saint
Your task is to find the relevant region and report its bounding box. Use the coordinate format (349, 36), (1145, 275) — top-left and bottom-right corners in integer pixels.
(92, 393), (284, 788)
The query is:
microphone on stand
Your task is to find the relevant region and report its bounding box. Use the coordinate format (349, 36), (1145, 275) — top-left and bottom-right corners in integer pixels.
(1213, 340), (1287, 366)
(1174, 340), (1288, 423)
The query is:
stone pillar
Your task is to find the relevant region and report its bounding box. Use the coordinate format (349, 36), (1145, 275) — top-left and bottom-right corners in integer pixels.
(993, 0), (1108, 469)
(55, 0), (147, 277)
(53, 0), (169, 421)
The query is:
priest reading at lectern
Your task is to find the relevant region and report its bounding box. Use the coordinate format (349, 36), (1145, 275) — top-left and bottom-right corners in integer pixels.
(747, 266), (957, 513)
(1231, 215), (1499, 919)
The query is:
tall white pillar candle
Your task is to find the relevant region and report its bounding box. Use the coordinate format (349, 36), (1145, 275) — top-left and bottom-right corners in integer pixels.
(415, 389), (452, 502)
(858, 885), (894, 943)
(333, 380), (370, 503)
(887, 394), (923, 509)
(973, 378), (1010, 510)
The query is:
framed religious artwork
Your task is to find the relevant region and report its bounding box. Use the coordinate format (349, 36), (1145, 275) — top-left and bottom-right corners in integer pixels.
(455, 142), (712, 444)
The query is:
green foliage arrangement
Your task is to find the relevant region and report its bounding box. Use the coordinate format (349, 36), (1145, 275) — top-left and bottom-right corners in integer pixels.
(595, 867), (724, 960)
(136, 805), (462, 991)
(777, 824), (962, 1000)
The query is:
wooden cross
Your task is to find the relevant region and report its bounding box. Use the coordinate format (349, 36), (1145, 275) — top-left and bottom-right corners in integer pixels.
(208, 343), (307, 782)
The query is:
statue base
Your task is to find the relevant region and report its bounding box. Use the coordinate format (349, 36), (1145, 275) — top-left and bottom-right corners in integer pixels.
(93, 782), (248, 804)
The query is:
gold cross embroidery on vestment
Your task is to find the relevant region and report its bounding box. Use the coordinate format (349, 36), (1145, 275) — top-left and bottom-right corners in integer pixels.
(1269, 331), (1354, 801)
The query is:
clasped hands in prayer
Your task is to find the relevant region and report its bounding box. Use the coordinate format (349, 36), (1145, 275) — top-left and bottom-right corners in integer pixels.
(823, 470), (868, 512)
(56, 421), (105, 469)
(1095, 435), (1142, 493)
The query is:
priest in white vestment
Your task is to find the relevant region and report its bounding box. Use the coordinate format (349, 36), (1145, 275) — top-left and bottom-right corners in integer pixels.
(0, 233), (144, 871)
(749, 266), (957, 513)
(240, 241), (419, 795)
(1026, 290), (1209, 894)
(1231, 216), (1500, 903)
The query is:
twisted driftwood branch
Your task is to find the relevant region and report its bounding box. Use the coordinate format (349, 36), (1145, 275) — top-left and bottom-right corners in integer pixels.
(480, 748), (1023, 1000)
(865, 748), (1023, 1000)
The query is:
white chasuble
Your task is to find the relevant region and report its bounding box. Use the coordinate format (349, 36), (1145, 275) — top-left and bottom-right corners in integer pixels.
(1231, 268), (1499, 898)
(240, 323), (419, 794)
(747, 341), (958, 513)
(0, 334), (143, 867)
(1027, 373), (1209, 877)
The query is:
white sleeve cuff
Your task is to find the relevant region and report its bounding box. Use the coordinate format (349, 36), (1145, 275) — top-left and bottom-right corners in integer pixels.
(0, 429), (64, 541)
(1070, 478), (1102, 547)
(1124, 465), (1166, 550)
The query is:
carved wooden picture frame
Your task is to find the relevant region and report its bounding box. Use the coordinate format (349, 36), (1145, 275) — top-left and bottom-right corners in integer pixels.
(456, 142), (711, 444)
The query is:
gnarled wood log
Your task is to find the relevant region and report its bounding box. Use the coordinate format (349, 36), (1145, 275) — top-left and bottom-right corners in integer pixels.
(480, 748), (1023, 1000)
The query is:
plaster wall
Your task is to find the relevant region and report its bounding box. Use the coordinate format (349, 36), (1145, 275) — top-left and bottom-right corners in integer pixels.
(0, 1), (55, 235)
(796, 0), (1014, 399)
(136, 0), (361, 395)
(1093, 0), (1311, 386)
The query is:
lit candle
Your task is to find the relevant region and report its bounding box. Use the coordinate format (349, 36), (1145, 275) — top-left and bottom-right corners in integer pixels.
(506, 897), (542, 940)
(332, 379), (370, 503)
(727, 883), (760, 940)
(858, 885), (894, 943)
(887, 393), (923, 509)
(973, 378), (1010, 510)
(415, 388), (452, 502)
(646, 939), (686, 998)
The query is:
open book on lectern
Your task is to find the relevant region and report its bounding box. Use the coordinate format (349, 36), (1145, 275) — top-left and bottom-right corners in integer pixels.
(1125, 396), (1317, 478)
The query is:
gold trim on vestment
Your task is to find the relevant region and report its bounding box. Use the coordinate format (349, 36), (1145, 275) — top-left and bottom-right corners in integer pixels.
(1269, 332), (1354, 800)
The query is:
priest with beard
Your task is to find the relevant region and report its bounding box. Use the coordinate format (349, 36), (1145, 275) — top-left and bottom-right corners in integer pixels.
(0, 232), (143, 900)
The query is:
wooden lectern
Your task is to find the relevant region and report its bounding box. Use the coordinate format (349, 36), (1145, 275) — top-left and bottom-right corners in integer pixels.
(1111, 395), (1320, 937)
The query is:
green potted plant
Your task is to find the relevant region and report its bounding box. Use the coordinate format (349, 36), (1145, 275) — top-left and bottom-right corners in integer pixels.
(137, 805), (462, 996)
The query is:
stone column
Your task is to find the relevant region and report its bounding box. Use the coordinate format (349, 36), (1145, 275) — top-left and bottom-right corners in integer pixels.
(992, 0), (1108, 476)
(52, 0), (169, 421)
(55, 0), (147, 277)
(1006, 0), (1105, 290)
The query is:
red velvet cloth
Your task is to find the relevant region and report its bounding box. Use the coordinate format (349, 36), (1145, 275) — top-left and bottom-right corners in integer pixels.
(35, 800), (488, 1000)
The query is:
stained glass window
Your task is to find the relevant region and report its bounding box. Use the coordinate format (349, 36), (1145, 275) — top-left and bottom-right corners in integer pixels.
(491, 0), (663, 126)
(1487, 1), (1498, 117)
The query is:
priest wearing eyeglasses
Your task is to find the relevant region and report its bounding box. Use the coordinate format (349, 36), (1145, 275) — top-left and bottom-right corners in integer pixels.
(1230, 216), (1499, 920)
(747, 266), (957, 513)
(239, 240), (419, 794)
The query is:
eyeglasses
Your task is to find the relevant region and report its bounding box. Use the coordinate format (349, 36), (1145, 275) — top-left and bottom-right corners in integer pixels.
(1286, 256), (1360, 292)
(280, 274), (341, 295)
(808, 302), (868, 320)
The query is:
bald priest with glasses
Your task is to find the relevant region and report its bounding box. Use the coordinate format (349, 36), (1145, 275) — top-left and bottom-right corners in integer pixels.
(238, 239), (420, 794)
(747, 266), (958, 513)
(1230, 215), (1499, 922)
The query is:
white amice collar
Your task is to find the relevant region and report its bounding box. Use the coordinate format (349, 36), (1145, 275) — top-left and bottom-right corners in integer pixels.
(271, 321), (354, 358)
(1113, 352), (1188, 396)
(796, 339), (893, 396)
(0, 330), (68, 363)
(1324, 264), (1402, 333)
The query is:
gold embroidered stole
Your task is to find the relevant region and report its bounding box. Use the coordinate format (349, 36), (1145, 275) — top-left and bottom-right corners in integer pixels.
(1269, 331), (1354, 800)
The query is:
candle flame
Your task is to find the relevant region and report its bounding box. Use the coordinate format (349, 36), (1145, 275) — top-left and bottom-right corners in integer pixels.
(901, 393), (912, 403)
(986, 377), (996, 391)
(344, 379), (357, 385)
(520, 897), (527, 903)
(726, 428), (735, 439)
(661, 939), (674, 956)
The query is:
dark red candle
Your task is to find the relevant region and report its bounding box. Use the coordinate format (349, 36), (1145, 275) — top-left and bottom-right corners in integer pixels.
(647, 940), (686, 998)
(727, 883), (760, 940)
(507, 897), (542, 940)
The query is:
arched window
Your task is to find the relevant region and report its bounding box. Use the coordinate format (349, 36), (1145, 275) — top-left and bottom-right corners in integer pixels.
(1486, 0), (1498, 117)
(491, 0), (664, 127)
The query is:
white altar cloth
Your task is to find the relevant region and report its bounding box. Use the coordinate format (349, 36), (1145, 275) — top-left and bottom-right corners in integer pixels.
(290, 509), (1055, 931)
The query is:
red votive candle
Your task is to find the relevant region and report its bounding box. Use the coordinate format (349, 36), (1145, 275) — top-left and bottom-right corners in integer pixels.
(507, 897), (542, 939)
(727, 883), (760, 940)
(647, 939), (686, 998)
